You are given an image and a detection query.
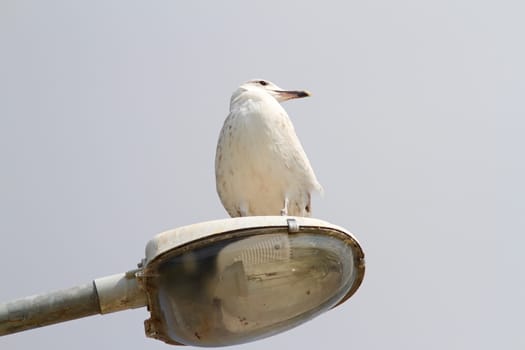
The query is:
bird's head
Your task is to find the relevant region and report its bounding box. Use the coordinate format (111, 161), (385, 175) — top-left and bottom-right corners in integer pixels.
(238, 79), (311, 103)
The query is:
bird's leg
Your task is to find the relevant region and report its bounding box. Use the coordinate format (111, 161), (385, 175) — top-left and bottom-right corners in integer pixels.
(280, 198), (289, 216)
(239, 202), (249, 216)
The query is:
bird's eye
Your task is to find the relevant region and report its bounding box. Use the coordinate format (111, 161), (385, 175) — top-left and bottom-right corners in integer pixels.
(259, 80), (268, 86)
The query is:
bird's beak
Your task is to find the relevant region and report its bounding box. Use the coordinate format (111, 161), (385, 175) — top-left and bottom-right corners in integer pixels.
(272, 89), (311, 102)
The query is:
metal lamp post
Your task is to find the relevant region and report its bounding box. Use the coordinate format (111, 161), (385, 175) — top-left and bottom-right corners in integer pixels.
(0, 216), (365, 347)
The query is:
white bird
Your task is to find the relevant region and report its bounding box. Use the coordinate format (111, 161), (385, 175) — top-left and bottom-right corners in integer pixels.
(215, 79), (323, 217)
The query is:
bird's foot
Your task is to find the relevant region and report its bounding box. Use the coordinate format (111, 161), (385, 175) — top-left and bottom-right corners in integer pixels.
(280, 198), (289, 216)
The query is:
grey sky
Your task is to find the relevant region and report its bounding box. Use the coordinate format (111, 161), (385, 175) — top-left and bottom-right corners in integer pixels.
(1, 1), (524, 349)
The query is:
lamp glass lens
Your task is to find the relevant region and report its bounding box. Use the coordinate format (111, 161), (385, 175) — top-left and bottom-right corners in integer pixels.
(151, 232), (357, 346)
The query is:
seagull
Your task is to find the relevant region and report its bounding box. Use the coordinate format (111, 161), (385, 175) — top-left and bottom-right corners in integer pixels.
(215, 79), (323, 217)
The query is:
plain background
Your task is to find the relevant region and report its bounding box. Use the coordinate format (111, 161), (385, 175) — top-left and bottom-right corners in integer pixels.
(1, 1), (524, 349)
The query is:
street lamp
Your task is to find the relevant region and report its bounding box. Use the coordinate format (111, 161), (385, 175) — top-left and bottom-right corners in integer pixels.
(0, 216), (365, 347)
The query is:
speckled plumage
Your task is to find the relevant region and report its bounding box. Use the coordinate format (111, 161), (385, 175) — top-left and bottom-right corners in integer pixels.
(215, 79), (322, 217)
